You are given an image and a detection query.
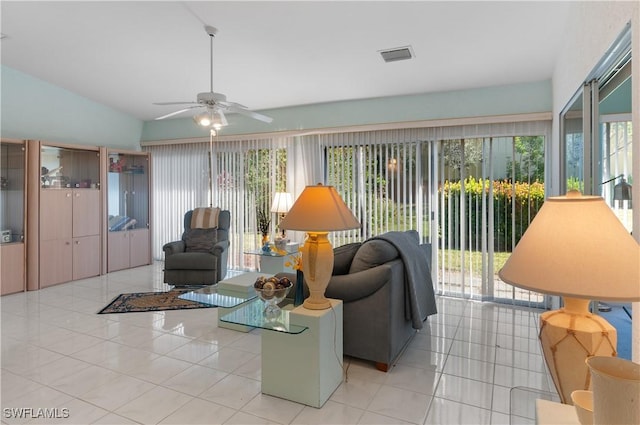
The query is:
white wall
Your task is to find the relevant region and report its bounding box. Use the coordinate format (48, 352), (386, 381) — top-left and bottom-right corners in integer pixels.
(551, 0), (639, 362)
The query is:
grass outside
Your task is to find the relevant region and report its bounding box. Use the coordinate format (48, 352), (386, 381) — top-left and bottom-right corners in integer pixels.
(439, 248), (510, 276)
(239, 232), (509, 277)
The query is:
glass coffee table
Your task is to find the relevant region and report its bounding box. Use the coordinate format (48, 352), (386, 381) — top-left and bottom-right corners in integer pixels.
(219, 298), (307, 334)
(178, 285), (257, 308)
(178, 285), (260, 331)
(178, 277), (307, 334)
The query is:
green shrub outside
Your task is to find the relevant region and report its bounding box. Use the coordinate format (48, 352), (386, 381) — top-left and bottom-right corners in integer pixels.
(440, 177), (545, 252)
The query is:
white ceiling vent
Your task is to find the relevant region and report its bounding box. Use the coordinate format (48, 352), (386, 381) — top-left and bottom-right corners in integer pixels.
(379, 46), (414, 63)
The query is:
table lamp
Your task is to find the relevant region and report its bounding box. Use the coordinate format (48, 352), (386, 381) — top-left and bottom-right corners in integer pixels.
(498, 190), (640, 404)
(278, 184), (360, 310)
(270, 192), (293, 239)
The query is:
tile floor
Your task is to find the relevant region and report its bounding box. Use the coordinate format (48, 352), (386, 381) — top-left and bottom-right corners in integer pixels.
(1, 263), (557, 425)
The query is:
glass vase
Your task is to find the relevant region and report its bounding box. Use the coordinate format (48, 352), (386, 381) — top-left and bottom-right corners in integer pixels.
(261, 235), (271, 252)
(294, 270), (305, 307)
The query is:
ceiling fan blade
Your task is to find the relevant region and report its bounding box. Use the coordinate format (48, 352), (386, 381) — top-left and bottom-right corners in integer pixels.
(217, 100), (248, 109)
(153, 101), (199, 106)
(226, 105), (273, 123)
(155, 106), (202, 120)
(217, 110), (228, 126)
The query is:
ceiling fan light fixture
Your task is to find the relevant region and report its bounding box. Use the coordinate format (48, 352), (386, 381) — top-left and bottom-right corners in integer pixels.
(194, 111), (226, 130)
(194, 112), (212, 127)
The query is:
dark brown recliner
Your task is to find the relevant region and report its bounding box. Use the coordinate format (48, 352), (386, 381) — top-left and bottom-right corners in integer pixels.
(163, 209), (230, 286)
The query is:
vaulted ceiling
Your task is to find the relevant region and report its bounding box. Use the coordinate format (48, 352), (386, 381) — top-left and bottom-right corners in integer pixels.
(1, 1), (571, 122)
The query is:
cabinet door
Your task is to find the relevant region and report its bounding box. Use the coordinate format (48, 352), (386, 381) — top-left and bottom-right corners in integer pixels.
(1, 243), (25, 295)
(107, 231), (130, 272)
(40, 239), (73, 287)
(73, 235), (100, 280)
(129, 229), (150, 268)
(73, 189), (100, 237)
(40, 190), (72, 240)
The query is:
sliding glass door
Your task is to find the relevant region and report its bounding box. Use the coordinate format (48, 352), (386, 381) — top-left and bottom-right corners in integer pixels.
(598, 52), (632, 232)
(322, 128), (548, 307)
(560, 23), (632, 232)
(434, 136), (545, 305)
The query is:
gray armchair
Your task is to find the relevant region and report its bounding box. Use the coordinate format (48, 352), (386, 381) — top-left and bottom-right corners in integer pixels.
(163, 209), (230, 286)
(279, 230), (437, 371)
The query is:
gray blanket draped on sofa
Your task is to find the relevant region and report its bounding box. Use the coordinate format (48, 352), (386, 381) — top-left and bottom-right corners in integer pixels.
(370, 231), (437, 329)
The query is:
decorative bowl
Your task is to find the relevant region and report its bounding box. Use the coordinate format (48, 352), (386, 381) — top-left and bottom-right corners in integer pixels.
(253, 276), (292, 319)
(570, 390), (593, 425)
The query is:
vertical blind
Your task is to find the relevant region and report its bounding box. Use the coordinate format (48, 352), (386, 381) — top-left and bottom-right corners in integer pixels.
(145, 118), (551, 306)
(144, 137), (289, 271)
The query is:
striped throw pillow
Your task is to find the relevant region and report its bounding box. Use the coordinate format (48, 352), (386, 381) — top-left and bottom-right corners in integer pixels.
(191, 207), (220, 229)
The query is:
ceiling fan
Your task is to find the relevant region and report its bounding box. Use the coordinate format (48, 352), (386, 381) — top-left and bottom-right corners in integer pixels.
(153, 25), (273, 127)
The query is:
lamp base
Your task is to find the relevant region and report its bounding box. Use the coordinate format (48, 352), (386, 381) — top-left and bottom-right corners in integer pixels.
(303, 297), (332, 310)
(539, 297), (617, 404)
(301, 232), (333, 310)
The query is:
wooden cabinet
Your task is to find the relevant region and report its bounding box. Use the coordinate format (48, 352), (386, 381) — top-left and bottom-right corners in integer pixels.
(106, 151), (150, 272)
(108, 228), (150, 271)
(33, 144), (102, 288)
(39, 188), (101, 286)
(22, 142), (151, 290)
(1, 243), (26, 294)
(1, 140), (26, 295)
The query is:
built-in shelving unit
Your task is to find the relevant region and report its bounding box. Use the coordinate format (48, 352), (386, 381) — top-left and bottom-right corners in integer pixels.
(106, 150), (151, 272)
(26, 142), (102, 289)
(7, 140), (152, 294)
(1, 139), (27, 295)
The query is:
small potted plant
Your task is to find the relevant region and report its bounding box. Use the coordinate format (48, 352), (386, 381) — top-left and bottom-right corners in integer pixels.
(285, 249), (304, 306)
(257, 208), (271, 251)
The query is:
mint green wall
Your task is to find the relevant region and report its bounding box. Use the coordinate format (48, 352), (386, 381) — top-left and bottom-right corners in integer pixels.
(599, 77), (631, 115)
(2, 64), (553, 145)
(141, 80), (553, 141)
(1, 66), (143, 149)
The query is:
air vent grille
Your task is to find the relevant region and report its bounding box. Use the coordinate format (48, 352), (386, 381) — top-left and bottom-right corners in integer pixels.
(379, 46), (414, 63)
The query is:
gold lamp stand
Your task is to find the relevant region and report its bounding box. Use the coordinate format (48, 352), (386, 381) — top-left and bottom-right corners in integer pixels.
(300, 232), (333, 310)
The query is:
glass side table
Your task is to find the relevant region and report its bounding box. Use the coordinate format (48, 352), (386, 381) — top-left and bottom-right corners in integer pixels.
(244, 249), (294, 274)
(222, 298), (343, 408)
(219, 298), (307, 334)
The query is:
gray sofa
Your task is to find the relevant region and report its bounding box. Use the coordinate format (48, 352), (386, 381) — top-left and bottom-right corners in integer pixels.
(281, 230), (437, 371)
(163, 209), (230, 286)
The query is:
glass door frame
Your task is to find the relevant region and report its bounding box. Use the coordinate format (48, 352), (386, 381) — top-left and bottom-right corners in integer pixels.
(560, 22), (632, 198)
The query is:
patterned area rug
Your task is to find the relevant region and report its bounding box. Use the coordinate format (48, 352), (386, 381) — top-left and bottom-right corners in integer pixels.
(98, 290), (214, 314)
